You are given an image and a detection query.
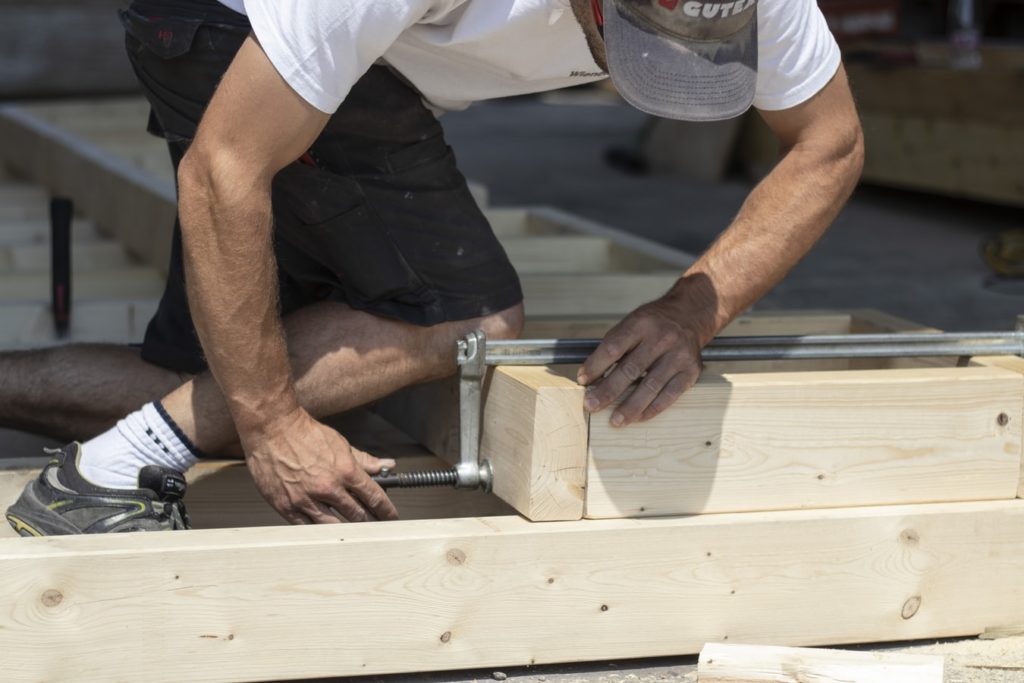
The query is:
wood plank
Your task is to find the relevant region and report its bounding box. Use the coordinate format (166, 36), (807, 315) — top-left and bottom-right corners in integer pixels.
(0, 217), (100, 246)
(696, 643), (944, 683)
(8, 241), (131, 272)
(522, 273), (679, 316)
(586, 366), (1023, 519)
(500, 235), (612, 274)
(971, 355), (1024, 499)
(0, 105), (178, 275)
(3, 499), (1024, 681)
(485, 206), (695, 271)
(0, 268), (165, 302)
(0, 299), (158, 348)
(481, 366), (587, 521)
(859, 112), (1024, 208)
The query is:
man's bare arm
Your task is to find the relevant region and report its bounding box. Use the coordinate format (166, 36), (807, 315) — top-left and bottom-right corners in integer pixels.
(177, 36), (398, 524)
(580, 64), (865, 425)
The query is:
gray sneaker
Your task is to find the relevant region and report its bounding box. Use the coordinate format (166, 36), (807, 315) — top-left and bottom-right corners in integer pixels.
(5, 443), (190, 536)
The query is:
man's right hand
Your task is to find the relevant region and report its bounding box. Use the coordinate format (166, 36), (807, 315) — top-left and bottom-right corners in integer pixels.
(242, 408), (399, 524)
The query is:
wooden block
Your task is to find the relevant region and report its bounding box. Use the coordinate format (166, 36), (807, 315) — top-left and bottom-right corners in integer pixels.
(0, 268), (165, 303)
(972, 355), (1024, 499)
(697, 643), (944, 683)
(481, 366), (588, 521)
(501, 235), (612, 274)
(585, 366), (1023, 518)
(2, 500), (1024, 681)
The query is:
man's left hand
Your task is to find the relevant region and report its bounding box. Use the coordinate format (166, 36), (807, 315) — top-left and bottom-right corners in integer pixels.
(576, 289), (705, 427)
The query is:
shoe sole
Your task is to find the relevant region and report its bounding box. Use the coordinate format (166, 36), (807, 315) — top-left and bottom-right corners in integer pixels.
(5, 512), (43, 537)
(6, 482), (82, 536)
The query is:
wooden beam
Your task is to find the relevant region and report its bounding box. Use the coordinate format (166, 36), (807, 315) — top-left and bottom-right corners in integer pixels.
(859, 112), (1024, 208)
(0, 267), (165, 302)
(971, 355), (1024, 499)
(481, 366), (588, 521)
(500, 235), (613, 274)
(586, 366), (1023, 519)
(696, 643), (944, 683)
(5, 242), (131, 272)
(2, 499), (1023, 681)
(521, 273), (679, 317)
(373, 310), (938, 507)
(0, 299), (158, 348)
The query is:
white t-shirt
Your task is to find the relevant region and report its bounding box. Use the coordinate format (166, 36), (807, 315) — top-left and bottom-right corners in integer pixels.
(216, 0), (840, 116)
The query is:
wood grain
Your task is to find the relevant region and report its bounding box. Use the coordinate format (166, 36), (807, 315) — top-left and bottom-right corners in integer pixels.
(2, 500), (1023, 681)
(972, 355), (1024, 499)
(481, 366), (588, 521)
(586, 366), (1023, 518)
(697, 643), (943, 683)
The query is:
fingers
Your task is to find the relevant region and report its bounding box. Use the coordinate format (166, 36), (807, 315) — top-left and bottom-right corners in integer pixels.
(613, 355), (702, 426)
(351, 475), (400, 521)
(577, 302), (705, 427)
(350, 447), (396, 475)
(577, 323), (641, 387)
(583, 342), (660, 421)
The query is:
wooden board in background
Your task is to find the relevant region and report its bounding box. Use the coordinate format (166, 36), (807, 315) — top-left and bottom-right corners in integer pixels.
(696, 643), (944, 683)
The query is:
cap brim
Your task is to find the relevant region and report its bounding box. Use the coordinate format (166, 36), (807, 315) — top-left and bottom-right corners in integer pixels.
(604, 0), (758, 121)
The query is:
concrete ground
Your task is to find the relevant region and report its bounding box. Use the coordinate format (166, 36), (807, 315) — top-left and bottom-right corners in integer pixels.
(309, 97), (1023, 683)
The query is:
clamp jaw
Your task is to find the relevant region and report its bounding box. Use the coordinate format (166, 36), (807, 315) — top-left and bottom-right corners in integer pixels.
(372, 330), (493, 492)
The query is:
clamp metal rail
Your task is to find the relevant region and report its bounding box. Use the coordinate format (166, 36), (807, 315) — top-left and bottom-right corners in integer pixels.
(372, 327), (1024, 491)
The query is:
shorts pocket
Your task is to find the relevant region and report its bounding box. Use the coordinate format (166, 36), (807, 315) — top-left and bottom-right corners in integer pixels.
(271, 163), (426, 304)
(119, 9), (203, 60)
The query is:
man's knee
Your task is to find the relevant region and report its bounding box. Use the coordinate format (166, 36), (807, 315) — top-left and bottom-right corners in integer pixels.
(479, 302), (525, 341)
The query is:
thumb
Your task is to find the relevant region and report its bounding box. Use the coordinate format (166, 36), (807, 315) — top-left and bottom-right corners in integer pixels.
(351, 447), (396, 475)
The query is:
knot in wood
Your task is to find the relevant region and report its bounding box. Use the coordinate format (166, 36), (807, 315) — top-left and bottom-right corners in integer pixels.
(900, 529), (920, 546)
(440, 631), (452, 643)
(998, 413), (1010, 427)
(41, 590), (63, 607)
(902, 595), (922, 619)
(446, 549), (467, 566)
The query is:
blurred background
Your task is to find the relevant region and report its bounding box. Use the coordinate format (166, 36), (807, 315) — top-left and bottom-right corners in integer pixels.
(0, 0), (1021, 332)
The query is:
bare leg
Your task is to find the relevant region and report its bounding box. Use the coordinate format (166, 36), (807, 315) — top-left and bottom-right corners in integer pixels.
(0, 345), (187, 442)
(163, 301), (524, 453)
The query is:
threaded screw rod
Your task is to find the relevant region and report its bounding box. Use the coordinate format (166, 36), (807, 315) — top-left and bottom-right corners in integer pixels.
(372, 467), (459, 489)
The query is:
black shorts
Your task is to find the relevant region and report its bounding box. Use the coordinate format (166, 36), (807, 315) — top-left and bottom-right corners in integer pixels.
(121, 0), (523, 374)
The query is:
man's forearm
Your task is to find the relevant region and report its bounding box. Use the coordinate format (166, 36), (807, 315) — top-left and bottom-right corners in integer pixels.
(671, 122), (864, 344)
(176, 156), (299, 439)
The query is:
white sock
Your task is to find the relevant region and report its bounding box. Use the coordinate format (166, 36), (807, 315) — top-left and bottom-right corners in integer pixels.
(79, 401), (201, 489)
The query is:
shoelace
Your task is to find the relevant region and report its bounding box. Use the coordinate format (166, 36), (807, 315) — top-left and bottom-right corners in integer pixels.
(161, 500), (191, 530)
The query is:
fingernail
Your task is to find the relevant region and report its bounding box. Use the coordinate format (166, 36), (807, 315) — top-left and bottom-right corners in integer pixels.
(611, 412), (625, 427)
(577, 371), (588, 385)
(382, 459), (397, 468)
(585, 397), (600, 411)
